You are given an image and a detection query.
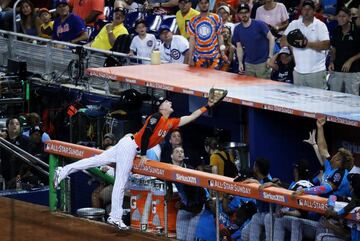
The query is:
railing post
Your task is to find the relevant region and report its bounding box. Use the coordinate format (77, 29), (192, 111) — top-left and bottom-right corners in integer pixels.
(215, 192), (220, 241)
(49, 154), (58, 211)
(164, 181), (168, 238)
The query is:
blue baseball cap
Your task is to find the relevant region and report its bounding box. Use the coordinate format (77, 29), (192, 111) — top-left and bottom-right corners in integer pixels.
(56, 0), (69, 7)
(158, 25), (171, 34)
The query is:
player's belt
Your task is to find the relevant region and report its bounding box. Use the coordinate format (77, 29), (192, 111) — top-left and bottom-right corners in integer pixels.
(130, 135), (141, 152)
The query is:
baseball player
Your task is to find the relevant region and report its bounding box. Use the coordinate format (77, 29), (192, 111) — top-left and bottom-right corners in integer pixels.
(53, 92), (226, 230)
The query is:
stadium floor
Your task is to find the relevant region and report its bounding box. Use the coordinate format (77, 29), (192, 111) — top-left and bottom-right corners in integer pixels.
(0, 197), (171, 241)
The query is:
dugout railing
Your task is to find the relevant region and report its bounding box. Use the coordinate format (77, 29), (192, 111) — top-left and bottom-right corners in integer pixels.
(45, 140), (360, 240)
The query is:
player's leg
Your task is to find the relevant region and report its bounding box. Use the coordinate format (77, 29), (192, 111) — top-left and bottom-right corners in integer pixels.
(56, 142), (119, 184)
(108, 136), (138, 228)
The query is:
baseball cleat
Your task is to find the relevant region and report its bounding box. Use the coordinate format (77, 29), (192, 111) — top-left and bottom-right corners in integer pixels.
(107, 217), (129, 230)
(53, 167), (62, 188)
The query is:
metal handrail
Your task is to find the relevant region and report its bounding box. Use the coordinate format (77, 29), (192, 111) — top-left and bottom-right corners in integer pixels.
(13, 0), (22, 34)
(0, 29), (168, 63)
(0, 137), (49, 169)
(0, 138), (49, 176)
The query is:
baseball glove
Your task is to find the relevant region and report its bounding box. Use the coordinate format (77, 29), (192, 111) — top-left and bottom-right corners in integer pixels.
(208, 87), (228, 106)
(287, 29), (308, 48)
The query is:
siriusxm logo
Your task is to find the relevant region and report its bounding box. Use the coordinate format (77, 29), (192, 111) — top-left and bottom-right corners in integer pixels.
(175, 174), (198, 184)
(262, 192), (286, 203)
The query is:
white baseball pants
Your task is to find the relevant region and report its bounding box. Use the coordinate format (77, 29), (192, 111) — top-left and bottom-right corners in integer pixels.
(58, 135), (138, 221)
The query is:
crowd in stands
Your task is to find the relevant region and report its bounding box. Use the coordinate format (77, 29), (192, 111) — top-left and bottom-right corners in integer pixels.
(0, 0), (359, 94)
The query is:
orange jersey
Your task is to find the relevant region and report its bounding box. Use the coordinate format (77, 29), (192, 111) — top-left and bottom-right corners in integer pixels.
(133, 113), (180, 154)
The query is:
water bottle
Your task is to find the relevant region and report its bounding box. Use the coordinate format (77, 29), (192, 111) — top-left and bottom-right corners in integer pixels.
(16, 175), (21, 190)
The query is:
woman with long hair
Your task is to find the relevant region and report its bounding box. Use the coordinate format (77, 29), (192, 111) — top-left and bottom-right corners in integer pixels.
(18, 0), (42, 37)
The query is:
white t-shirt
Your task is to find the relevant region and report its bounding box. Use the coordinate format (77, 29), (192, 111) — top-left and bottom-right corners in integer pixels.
(284, 17), (329, 74)
(160, 35), (189, 63)
(255, 3), (289, 28)
(130, 33), (157, 64)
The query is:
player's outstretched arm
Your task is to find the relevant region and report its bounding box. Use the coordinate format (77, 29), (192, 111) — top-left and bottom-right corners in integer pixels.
(178, 88), (227, 127)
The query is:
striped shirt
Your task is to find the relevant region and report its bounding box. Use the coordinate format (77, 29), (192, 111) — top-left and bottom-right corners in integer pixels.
(188, 13), (222, 58)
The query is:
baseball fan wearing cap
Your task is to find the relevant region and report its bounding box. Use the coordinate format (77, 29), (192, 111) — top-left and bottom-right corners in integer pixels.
(52, 0), (88, 43)
(281, 0), (330, 89)
(53, 92), (224, 230)
(158, 25), (189, 63)
(176, 0), (199, 39)
(38, 8), (53, 39)
(90, 7), (128, 50)
(268, 46), (295, 83)
(232, 3), (275, 78)
(328, 6), (360, 95)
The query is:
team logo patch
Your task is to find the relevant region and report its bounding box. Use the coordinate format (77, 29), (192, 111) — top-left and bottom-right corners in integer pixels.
(170, 49), (181, 60)
(147, 40), (153, 47)
(196, 22), (213, 40)
(150, 117), (157, 125)
(333, 173), (341, 182)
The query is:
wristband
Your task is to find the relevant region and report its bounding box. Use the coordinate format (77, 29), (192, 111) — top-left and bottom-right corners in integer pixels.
(200, 105), (210, 113)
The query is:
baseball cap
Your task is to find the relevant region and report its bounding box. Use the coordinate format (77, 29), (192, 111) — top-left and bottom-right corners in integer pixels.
(238, 3), (250, 12)
(218, 5), (231, 15)
(158, 25), (171, 34)
(134, 18), (146, 28)
(55, 0), (69, 7)
(302, 0), (315, 9)
(30, 125), (41, 135)
(153, 96), (166, 107)
(103, 133), (115, 141)
(278, 47), (291, 55)
(38, 8), (50, 16)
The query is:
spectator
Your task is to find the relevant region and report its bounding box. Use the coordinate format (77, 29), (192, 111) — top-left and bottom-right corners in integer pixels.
(159, 25), (189, 63)
(68, 0), (105, 26)
(129, 19), (157, 64)
(160, 128), (182, 164)
(0, 0), (15, 30)
(90, 7), (128, 51)
(0, 116), (30, 188)
(281, 0), (330, 89)
(114, 0), (143, 13)
(233, 3), (274, 78)
(220, 26), (235, 72)
(28, 125), (48, 162)
(38, 8), (54, 39)
(268, 46), (295, 83)
(217, 4), (236, 33)
(23, 112), (50, 143)
(169, 146), (207, 241)
(187, 0), (227, 69)
(328, 7), (360, 95)
(240, 157), (273, 241)
(255, 0), (289, 38)
(18, 0), (41, 37)
(175, 0), (199, 39)
(294, 118), (354, 198)
(102, 132), (116, 148)
(52, 0), (88, 44)
(204, 137), (237, 177)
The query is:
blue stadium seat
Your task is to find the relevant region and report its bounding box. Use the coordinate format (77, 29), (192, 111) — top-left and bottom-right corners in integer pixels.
(160, 15), (178, 33)
(124, 11), (143, 34)
(144, 13), (162, 35)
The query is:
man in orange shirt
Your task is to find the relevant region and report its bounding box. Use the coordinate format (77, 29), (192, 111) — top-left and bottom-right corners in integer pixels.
(68, 0), (105, 26)
(54, 96), (217, 230)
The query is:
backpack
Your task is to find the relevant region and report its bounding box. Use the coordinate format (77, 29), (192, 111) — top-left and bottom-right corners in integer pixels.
(104, 34), (133, 67)
(215, 151), (238, 178)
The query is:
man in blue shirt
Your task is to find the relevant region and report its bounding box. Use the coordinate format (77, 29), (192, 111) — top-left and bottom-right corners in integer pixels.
(232, 3), (274, 79)
(52, 0), (88, 44)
